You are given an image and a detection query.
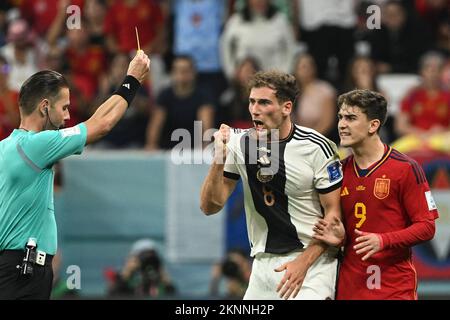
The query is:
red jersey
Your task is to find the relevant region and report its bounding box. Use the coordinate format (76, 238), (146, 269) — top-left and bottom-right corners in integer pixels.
(65, 45), (106, 92)
(401, 87), (450, 130)
(104, 0), (164, 53)
(20, 0), (84, 36)
(337, 146), (439, 300)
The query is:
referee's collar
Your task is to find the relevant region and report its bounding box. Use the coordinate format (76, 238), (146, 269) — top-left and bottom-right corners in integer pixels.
(13, 129), (32, 136)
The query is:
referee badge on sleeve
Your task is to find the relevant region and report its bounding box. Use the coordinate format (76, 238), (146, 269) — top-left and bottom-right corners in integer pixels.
(327, 161), (342, 183)
(60, 126), (81, 138)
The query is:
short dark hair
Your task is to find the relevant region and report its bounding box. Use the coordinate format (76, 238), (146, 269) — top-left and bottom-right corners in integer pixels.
(337, 89), (388, 130)
(172, 54), (196, 70)
(248, 70), (299, 104)
(19, 70), (69, 115)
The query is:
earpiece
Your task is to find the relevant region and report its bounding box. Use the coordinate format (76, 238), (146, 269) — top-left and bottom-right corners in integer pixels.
(41, 101), (49, 117)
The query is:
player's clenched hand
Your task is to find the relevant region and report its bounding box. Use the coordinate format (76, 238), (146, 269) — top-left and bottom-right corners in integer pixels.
(353, 229), (383, 261)
(213, 124), (230, 164)
(274, 257), (308, 300)
(312, 216), (345, 247)
(127, 50), (151, 83)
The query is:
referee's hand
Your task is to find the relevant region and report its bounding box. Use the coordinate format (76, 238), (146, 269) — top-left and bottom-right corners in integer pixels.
(127, 50), (151, 83)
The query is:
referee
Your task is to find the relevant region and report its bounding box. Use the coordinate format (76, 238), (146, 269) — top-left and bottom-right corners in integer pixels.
(0, 51), (150, 299)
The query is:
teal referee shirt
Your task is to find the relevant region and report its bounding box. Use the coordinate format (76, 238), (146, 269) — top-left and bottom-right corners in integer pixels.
(0, 124), (87, 255)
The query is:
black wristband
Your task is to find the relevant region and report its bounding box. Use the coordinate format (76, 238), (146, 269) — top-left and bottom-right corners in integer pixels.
(113, 75), (141, 106)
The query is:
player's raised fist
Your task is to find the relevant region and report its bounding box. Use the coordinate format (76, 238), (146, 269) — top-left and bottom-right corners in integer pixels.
(213, 124), (231, 163)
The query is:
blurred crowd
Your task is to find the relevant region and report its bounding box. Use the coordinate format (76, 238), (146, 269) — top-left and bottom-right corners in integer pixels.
(0, 0), (449, 150)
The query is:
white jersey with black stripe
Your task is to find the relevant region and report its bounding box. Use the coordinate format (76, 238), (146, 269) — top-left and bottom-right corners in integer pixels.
(224, 124), (342, 257)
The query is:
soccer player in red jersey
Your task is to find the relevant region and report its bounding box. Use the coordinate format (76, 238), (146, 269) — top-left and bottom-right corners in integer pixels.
(313, 89), (439, 299)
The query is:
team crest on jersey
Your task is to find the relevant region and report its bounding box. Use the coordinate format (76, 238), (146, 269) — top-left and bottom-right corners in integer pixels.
(374, 177), (390, 199)
(256, 153), (274, 183)
(257, 167), (274, 183)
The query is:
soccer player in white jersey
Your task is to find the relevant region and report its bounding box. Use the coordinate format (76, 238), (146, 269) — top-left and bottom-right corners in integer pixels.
(200, 71), (344, 300)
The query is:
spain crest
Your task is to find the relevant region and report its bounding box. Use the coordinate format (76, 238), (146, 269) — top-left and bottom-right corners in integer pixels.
(374, 177), (390, 199)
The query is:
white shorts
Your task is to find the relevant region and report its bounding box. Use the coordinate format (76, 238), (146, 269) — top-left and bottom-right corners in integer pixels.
(243, 250), (338, 300)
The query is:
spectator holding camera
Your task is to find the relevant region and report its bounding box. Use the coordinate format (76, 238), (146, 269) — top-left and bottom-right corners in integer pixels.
(106, 239), (176, 298)
(209, 248), (252, 299)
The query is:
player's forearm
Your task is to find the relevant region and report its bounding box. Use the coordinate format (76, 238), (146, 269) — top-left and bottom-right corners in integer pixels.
(200, 161), (227, 215)
(319, 190), (345, 244)
(303, 205), (343, 265)
(296, 239), (328, 269)
(380, 220), (435, 250)
(324, 208), (346, 246)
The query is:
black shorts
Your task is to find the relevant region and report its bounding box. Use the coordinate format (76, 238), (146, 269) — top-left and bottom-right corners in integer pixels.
(0, 250), (54, 300)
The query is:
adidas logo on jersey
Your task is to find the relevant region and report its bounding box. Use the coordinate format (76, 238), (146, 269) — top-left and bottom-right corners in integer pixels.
(122, 83), (130, 89)
(341, 187), (349, 196)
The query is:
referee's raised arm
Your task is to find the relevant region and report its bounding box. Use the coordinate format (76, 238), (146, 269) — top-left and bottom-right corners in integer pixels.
(84, 50), (150, 145)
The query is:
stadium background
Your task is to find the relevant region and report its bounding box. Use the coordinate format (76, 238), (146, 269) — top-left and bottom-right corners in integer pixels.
(0, 0), (449, 299)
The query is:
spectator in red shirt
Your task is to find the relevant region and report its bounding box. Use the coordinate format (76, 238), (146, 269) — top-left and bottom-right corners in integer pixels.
(64, 28), (107, 93)
(104, 0), (165, 55)
(396, 51), (450, 138)
(20, 0), (84, 38)
(83, 0), (108, 46)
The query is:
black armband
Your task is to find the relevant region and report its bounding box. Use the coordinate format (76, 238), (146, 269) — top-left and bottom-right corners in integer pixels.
(113, 75), (141, 106)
